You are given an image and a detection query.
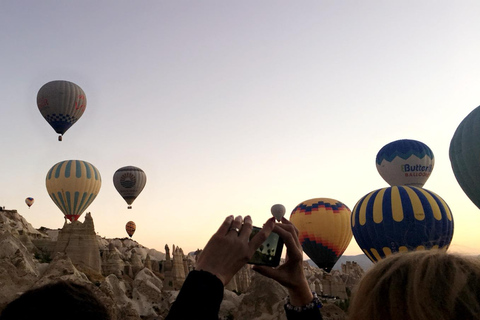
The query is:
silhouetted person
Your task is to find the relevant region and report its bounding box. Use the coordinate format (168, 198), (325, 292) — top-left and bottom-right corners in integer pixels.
(348, 250), (480, 320)
(0, 281), (110, 320)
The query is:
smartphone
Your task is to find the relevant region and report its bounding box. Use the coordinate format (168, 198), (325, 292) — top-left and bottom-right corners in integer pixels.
(247, 226), (284, 267)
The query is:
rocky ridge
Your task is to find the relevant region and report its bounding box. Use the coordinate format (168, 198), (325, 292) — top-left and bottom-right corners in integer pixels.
(0, 208), (362, 319)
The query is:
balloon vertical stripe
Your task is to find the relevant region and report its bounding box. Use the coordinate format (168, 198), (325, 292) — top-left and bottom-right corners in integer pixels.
(54, 161), (64, 179)
(389, 187), (403, 222)
(56, 191), (69, 215)
(78, 193), (94, 218)
(373, 188), (385, 223)
(73, 191), (79, 214)
(64, 160), (72, 178)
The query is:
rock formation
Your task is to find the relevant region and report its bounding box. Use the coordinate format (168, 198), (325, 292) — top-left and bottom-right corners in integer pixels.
(233, 272), (288, 319)
(162, 244), (174, 290)
(0, 207), (361, 319)
(102, 242), (125, 277)
(53, 212), (102, 277)
(0, 232), (40, 309)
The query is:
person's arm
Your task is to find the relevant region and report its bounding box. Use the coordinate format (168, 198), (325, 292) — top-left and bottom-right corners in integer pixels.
(253, 218), (323, 320)
(165, 215), (276, 319)
(165, 270), (224, 320)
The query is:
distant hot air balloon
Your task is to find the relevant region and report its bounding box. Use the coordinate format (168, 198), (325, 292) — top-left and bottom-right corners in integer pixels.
(126, 221), (136, 238)
(113, 166), (146, 209)
(450, 105), (480, 210)
(289, 198), (352, 272)
(25, 197), (34, 208)
(351, 186), (454, 263)
(376, 139), (434, 187)
(271, 204), (286, 221)
(37, 80), (87, 141)
(46, 160), (101, 222)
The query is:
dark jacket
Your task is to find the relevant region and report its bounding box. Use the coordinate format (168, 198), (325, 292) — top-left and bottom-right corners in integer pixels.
(166, 270), (322, 320)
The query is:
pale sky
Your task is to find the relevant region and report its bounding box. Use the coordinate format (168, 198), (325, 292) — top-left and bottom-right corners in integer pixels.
(1, 1), (480, 258)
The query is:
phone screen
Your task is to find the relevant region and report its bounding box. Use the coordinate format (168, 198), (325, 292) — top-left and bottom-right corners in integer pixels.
(247, 226), (284, 267)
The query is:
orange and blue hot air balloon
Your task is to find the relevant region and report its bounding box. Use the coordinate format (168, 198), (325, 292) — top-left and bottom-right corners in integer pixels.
(450, 105), (480, 210)
(376, 139), (434, 187)
(351, 186), (453, 263)
(37, 80), (86, 141)
(289, 198), (352, 272)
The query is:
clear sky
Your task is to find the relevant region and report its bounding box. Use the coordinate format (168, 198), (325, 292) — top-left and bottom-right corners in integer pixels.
(1, 1), (480, 257)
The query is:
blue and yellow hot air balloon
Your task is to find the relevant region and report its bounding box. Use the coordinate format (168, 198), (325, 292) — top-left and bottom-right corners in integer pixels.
(46, 160), (101, 222)
(450, 105), (480, 210)
(113, 166), (146, 209)
(376, 139), (434, 187)
(290, 198), (352, 272)
(37, 80), (87, 141)
(351, 186), (453, 263)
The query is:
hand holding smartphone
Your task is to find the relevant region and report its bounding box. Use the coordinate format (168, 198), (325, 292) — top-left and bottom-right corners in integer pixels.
(247, 226), (284, 267)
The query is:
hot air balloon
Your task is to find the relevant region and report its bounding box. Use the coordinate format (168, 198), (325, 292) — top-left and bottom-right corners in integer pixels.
(25, 197), (34, 208)
(37, 80), (87, 141)
(376, 139), (434, 187)
(351, 186), (454, 263)
(450, 105), (480, 210)
(46, 160), (101, 222)
(289, 198), (352, 272)
(126, 221), (136, 238)
(113, 166), (146, 209)
(271, 204), (285, 221)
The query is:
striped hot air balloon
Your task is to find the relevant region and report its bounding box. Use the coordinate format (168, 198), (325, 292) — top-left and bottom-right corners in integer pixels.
(376, 139), (434, 187)
(46, 160), (101, 222)
(289, 198), (352, 272)
(126, 221), (136, 237)
(113, 166), (146, 209)
(37, 80), (86, 141)
(351, 186), (454, 263)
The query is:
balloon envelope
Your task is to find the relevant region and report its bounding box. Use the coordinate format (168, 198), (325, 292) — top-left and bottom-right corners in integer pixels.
(126, 221), (136, 237)
(113, 166), (147, 209)
(37, 80), (86, 138)
(376, 139), (434, 187)
(289, 198), (352, 272)
(450, 105), (480, 210)
(25, 197), (34, 208)
(271, 204), (285, 221)
(46, 160), (101, 221)
(351, 186), (453, 263)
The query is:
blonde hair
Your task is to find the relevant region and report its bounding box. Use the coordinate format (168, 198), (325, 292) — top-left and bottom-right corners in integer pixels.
(348, 250), (480, 320)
